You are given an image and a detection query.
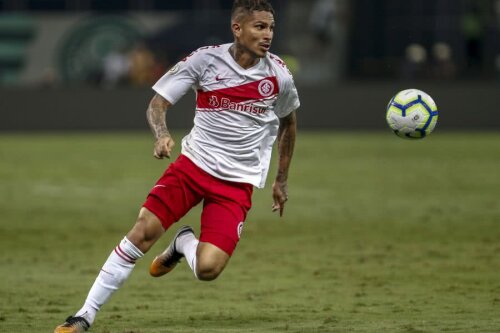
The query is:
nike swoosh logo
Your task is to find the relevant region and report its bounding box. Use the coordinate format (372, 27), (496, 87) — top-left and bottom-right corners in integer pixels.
(215, 75), (229, 81)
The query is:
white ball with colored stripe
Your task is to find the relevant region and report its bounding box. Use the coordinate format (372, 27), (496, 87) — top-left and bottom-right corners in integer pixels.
(386, 89), (438, 139)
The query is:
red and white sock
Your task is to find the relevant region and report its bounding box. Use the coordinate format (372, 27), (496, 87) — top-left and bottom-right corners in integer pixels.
(75, 237), (143, 325)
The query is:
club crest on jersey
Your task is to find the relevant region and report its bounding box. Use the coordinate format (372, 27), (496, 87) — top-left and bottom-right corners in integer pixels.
(258, 79), (275, 97)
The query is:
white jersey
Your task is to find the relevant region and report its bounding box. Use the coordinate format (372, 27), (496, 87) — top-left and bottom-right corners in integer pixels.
(153, 43), (300, 188)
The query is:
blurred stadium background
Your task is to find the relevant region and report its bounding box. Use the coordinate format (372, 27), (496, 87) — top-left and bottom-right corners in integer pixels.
(0, 0), (498, 131)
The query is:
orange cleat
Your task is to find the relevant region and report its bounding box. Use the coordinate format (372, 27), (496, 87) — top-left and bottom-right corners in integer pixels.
(54, 316), (90, 333)
(149, 225), (194, 277)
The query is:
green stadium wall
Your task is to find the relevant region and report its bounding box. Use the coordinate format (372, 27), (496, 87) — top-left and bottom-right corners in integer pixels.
(0, 81), (498, 131)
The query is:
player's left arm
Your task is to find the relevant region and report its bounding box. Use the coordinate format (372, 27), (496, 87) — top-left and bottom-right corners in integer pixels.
(272, 110), (297, 217)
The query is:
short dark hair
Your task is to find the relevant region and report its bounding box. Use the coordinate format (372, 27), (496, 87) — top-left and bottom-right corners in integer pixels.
(231, 0), (275, 20)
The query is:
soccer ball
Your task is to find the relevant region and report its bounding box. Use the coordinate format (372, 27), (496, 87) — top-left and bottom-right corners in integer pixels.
(386, 89), (438, 139)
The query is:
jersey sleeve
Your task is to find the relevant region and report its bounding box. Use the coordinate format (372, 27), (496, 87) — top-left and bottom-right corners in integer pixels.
(274, 73), (300, 118)
(152, 49), (205, 105)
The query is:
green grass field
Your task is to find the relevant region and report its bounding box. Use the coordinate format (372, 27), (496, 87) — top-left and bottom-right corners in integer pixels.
(1, 131), (499, 333)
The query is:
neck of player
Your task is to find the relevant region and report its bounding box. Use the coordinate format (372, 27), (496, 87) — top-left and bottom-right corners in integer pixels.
(230, 44), (260, 69)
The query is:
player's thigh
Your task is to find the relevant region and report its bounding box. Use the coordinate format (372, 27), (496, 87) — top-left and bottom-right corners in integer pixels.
(143, 157), (203, 230)
(199, 198), (249, 257)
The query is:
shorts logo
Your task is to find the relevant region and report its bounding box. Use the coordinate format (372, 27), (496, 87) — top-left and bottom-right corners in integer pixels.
(258, 79), (274, 97)
(237, 222), (244, 239)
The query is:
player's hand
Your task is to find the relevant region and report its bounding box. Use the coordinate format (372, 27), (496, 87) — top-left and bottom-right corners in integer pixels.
(272, 180), (288, 217)
(153, 134), (175, 159)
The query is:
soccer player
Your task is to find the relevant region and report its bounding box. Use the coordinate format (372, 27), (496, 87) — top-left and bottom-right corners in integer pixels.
(54, 0), (299, 331)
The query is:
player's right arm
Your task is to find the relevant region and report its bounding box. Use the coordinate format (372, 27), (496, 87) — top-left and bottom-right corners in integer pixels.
(146, 93), (175, 159)
(148, 47), (206, 159)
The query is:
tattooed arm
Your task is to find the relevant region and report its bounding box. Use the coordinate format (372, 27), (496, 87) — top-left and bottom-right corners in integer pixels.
(272, 110), (297, 217)
(146, 93), (175, 159)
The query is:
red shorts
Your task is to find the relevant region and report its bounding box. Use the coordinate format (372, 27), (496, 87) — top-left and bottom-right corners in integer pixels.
(143, 154), (253, 256)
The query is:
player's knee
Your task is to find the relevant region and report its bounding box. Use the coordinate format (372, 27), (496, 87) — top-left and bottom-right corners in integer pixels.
(126, 208), (165, 253)
(196, 255), (226, 281)
(195, 242), (229, 281)
(196, 259), (225, 281)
